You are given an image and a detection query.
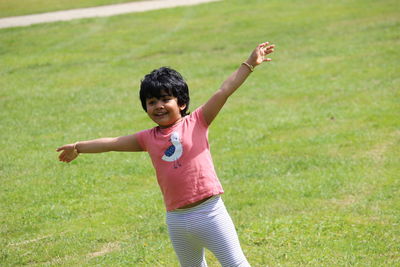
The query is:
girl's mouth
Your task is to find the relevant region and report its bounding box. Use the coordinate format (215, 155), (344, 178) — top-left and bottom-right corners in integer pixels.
(155, 112), (167, 117)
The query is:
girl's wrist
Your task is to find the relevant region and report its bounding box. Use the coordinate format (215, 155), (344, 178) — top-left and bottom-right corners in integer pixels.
(73, 142), (80, 154)
(242, 62), (254, 72)
(246, 57), (259, 67)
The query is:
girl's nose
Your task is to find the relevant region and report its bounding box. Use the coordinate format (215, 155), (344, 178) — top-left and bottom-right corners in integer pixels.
(155, 100), (164, 109)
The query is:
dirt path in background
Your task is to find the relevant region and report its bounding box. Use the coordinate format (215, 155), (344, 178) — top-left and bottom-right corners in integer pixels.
(0, 0), (220, 29)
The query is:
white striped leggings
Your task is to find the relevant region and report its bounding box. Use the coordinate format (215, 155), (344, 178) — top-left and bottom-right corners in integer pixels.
(166, 196), (251, 267)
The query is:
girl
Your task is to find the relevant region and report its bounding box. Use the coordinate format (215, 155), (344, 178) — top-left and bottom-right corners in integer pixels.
(57, 42), (275, 266)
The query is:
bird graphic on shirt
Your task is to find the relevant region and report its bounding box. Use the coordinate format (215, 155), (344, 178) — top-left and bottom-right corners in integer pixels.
(162, 131), (183, 168)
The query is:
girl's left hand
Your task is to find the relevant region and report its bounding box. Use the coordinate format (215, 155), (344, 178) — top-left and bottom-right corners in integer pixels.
(247, 42), (275, 67)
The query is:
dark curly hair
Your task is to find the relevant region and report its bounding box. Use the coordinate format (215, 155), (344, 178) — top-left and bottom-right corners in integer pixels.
(140, 67), (190, 117)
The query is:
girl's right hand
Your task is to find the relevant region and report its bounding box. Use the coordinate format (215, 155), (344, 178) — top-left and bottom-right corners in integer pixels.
(56, 144), (79, 163)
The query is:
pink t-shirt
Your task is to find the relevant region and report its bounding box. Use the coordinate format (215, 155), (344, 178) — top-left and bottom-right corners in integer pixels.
(135, 107), (224, 211)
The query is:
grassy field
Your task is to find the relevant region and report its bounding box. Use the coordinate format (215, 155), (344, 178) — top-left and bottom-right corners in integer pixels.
(1, 0), (399, 266)
(0, 0), (143, 18)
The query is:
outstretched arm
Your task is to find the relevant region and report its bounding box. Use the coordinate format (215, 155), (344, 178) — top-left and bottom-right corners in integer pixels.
(202, 41), (275, 125)
(56, 134), (142, 163)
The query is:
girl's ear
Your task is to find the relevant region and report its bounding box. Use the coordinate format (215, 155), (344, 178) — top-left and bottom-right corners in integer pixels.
(179, 104), (187, 111)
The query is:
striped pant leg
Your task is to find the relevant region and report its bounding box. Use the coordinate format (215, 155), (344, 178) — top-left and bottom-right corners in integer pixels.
(195, 198), (251, 267)
(166, 197), (250, 267)
(167, 212), (208, 267)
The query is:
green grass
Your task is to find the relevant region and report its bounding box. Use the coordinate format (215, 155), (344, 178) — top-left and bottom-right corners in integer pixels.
(1, 0), (399, 266)
(0, 0), (143, 18)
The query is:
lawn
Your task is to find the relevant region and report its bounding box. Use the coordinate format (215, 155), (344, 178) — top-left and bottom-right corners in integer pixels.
(0, 0), (143, 18)
(0, 0), (399, 266)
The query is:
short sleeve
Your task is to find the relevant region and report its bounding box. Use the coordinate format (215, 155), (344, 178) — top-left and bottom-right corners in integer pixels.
(134, 130), (149, 151)
(191, 106), (209, 129)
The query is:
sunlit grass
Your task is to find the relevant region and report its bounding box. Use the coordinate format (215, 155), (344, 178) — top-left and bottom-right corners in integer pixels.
(0, 0), (143, 18)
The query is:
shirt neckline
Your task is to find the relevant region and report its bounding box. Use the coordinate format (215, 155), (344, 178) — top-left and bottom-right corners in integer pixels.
(157, 117), (185, 135)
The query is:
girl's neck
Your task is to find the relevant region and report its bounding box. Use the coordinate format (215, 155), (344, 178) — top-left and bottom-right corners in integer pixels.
(158, 117), (183, 129)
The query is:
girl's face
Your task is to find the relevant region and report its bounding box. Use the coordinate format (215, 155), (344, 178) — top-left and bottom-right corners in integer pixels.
(146, 91), (186, 128)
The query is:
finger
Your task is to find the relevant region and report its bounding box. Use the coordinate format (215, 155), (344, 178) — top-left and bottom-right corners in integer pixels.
(263, 58), (272, 62)
(258, 42), (269, 48)
(59, 151), (68, 161)
(265, 48), (274, 54)
(56, 145), (68, 152)
(264, 45), (274, 51)
(62, 154), (70, 162)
